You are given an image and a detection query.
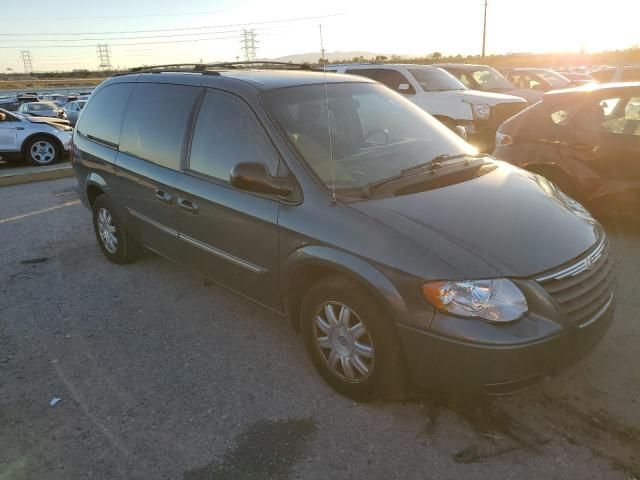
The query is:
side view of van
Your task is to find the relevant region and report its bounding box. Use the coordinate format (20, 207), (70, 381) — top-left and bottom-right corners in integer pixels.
(72, 63), (614, 400)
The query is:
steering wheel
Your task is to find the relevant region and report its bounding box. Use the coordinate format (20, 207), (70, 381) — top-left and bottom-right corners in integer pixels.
(363, 128), (390, 145)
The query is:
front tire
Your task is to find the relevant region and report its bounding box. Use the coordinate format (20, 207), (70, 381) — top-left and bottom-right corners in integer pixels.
(24, 136), (60, 166)
(300, 275), (407, 401)
(92, 195), (139, 264)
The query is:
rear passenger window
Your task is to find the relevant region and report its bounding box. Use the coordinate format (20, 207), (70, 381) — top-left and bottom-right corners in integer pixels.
(188, 90), (279, 182)
(119, 83), (200, 170)
(76, 83), (133, 146)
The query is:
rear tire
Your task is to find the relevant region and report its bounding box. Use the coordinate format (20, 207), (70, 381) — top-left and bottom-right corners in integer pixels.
(300, 275), (407, 401)
(92, 195), (139, 264)
(24, 135), (61, 166)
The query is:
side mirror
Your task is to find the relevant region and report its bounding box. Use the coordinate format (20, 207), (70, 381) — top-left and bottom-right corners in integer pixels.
(230, 162), (293, 196)
(453, 125), (467, 141)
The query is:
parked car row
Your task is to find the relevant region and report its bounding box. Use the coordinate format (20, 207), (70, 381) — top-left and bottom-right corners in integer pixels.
(70, 63), (621, 400)
(327, 63), (528, 152)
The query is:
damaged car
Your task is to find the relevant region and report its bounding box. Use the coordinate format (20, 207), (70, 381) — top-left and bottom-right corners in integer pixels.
(494, 82), (640, 213)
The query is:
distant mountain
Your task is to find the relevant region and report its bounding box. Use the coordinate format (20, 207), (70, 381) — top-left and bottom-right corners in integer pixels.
(270, 51), (393, 64)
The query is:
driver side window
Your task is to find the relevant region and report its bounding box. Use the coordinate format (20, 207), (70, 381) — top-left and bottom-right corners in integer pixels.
(600, 97), (640, 136)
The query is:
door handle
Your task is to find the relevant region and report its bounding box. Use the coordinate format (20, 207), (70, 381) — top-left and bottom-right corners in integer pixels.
(154, 188), (173, 203)
(16, 127), (25, 130)
(177, 196), (199, 214)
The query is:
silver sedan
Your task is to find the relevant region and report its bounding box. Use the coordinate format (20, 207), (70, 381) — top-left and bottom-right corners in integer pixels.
(0, 108), (72, 166)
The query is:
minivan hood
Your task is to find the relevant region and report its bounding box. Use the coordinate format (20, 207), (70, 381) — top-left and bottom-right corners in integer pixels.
(436, 89), (526, 106)
(350, 161), (600, 279)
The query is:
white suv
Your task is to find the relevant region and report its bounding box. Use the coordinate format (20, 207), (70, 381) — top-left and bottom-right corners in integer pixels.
(327, 63), (527, 151)
(0, 108), (72, 166)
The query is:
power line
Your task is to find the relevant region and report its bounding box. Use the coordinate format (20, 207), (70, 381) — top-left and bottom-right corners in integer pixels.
(0, 13), (345, 37)
(0, 33), (246, 49)
(1, 9), (230, 21)
(0, 27), (260, 43)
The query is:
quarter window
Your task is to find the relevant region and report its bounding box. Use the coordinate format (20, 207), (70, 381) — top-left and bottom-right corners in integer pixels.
(119, 83), (200, 169)
(188, 90), (280, 181)
(76, 83), (133, 146)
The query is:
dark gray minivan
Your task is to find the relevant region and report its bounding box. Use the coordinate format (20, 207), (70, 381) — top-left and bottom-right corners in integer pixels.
(72, 64), (615, 399)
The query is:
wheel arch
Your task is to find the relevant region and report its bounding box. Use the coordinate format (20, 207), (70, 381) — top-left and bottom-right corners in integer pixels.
(85, 172), (109, 207)
(282, 246), (408, 332)
(20, 132), (65, 158)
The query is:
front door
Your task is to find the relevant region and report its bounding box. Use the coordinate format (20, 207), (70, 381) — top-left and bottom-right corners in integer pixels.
(174, 89), (282, 309)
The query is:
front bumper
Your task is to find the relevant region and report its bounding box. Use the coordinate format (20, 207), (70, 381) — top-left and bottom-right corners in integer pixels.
(397, 295), (614, 395)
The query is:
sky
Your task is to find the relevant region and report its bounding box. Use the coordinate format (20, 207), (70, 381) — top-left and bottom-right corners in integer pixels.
(1, 0), (639, 72)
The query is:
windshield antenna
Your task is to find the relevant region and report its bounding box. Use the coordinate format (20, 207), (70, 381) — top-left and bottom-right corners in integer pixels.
(319, 24), (336, 203)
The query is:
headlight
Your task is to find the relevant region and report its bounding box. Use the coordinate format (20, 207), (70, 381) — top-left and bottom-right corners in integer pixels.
(473, 103), (491, 120)
(422, 279), (527, 323)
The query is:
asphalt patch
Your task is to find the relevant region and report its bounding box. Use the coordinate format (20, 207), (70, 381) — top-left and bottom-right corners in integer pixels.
(184, 418), (317, 480)
(20, 257), (49, 265)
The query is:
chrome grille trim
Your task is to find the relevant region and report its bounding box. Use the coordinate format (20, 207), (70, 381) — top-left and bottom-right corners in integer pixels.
(577, 293), (614, 329)
(536, 236), (606, 282)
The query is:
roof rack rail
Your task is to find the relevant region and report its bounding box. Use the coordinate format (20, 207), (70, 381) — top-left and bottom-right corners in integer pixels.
(205, 61), (315, 70)
(116, 61), (317, 77)
(115, 63), (215, 76)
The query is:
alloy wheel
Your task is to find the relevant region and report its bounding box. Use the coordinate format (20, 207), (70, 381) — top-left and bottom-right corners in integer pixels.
(30, 141), (56, 164)
(313, 301), (375, 383)
(97, 207), (118, 254)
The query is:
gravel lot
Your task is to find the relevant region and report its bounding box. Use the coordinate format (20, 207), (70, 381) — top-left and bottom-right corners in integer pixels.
(1, 177), (639, 480)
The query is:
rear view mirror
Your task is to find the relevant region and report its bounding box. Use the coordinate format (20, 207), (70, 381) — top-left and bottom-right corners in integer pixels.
(230, 162), (293, 196)
(398, 83), (411, 92)
(0, 113), (5, 121)
(453, 125), (467, 141)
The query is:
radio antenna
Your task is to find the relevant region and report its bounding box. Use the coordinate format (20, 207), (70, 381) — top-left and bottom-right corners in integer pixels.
(319, 24), (336, 203)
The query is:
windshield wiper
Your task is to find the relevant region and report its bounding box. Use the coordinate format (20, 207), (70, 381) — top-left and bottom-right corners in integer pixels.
(401, 152), (484, 176)
(361, 153), (485, 198)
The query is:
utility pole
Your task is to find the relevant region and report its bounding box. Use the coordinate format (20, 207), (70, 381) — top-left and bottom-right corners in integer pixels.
(482, 0), (488, 58)
(21, 50), (33, 74)
(240, 29), (258, 61)
(96, 44), (112, 71)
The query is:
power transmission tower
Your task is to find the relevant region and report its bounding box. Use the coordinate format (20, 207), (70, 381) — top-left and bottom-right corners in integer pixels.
(482, 0), (488, 58)
(96, 44), (112, 71)
(21, 50), (33, 74)
(240, 29), (258, 61)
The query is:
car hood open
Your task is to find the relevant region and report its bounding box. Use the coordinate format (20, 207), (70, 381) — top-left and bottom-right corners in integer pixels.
(350, 161), (600, 279)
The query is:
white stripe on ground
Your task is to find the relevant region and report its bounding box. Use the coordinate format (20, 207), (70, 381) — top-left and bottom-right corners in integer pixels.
(0, 199), (81, 225)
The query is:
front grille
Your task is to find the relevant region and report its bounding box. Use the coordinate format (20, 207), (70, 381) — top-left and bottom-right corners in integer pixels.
(536, 237), (614, 326)
(492, 102), (527, 127)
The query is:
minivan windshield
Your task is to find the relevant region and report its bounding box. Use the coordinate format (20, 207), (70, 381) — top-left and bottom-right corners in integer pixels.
(408, 67), (467, 92)
(263, 82), (474, 191)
